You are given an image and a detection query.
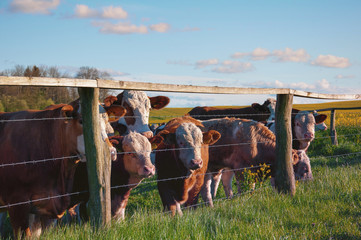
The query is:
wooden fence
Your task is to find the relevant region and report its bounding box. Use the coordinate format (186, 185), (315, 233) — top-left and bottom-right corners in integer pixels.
(0, 76), (360, 227)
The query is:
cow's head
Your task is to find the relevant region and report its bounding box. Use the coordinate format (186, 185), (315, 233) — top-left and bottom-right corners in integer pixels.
(63, 99), (126, 162)
(293, 110), (327, 149)
(292, 149), (313, 181)
(117, 131), (156, 178)
(114, 90), (169, 139)
(313, 110), (328, 131)
(251, 98), (277, 117)
(156, 122), (221, 173)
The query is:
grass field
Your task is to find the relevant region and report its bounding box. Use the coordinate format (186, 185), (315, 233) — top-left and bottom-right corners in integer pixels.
(2, 100), (361, 239)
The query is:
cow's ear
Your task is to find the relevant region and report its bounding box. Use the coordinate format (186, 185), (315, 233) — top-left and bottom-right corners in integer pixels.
(103, 96), (118, 107)
(291, 149), (300, 165)
(315, 114), (327, 124)
(110, 122), (128, 136)
(149, 96), (170, 110)
(105, 106), (127, 121)
(61, 105), (74, 118)
(157, 130), (175, 145)
(203, 130), (221, 145)
(251, 103), (262, 111)
(149, 135), (164, 150)
(109, 135), (124, 150)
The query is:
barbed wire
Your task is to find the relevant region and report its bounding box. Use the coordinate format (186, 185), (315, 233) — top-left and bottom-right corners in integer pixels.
(0, 133), (359, 169)
(1, 151), (360, 210)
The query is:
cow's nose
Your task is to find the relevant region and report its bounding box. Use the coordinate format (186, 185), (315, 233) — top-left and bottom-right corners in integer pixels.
(304, 132), (314, 139)
(190, 159), (203, 169)
(142, 131), (154, 139)
(143, 165), (155, 176)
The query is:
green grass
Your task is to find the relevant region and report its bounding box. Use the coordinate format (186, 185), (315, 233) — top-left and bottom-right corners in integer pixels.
(33, 125), (361, 240)
(2, 100), (361, 239)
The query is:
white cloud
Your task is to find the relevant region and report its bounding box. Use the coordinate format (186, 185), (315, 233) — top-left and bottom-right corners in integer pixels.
(312, 55), (351, 68)
(250, 48), (271, 60)
(212, 60), (253, 74)
(101, 6), (127, 19)
(195, 59), (219, 69)
(231, 52), (248, 59)
(92, 21), (148, 34)
(316, 78), (330, 89)
(231, 48), (270, 60)
(9, 0), (60, 14)
(248, 79), (334, 92)
(149, 23), (171, 33)
(335, 74), (355, 79)
(74, 4), (128, 19)
(272, 47), (310, 62)
(181, 27), (200, 32)
(74, 4), (98, 18)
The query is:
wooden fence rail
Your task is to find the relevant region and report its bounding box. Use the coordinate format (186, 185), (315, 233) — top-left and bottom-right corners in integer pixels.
(0, 76), (360, 227)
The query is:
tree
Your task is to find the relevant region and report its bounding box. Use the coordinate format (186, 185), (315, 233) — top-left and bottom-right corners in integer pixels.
(75, 66), (112, 100)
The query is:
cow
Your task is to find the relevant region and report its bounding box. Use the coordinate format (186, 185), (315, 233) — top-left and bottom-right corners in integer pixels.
(153, 116), (221, 216)
(187, 98), (277, 121)
(199, 118), (313, 204)
(68, 131), (157, 222)
(0, 99), (126, 238)
(109, 90), (170, 139)
(292, 109), (327, 150)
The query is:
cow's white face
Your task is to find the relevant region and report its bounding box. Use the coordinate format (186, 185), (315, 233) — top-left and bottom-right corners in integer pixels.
(76, 104), (115, 162)
(293, 150), (313, 180)
(117, 90), (153, 138)
(175, 123), (203, 171)
(266, 98), (277, 121)
(313, 111), (328, 131)
(122, 131), (155, 177)
(294, 111), (316, 149)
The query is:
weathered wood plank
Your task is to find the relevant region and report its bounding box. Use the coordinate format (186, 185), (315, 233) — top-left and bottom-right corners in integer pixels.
(274, 94), (296, 196)
(0, 76), (359, 100)
(78, 87), (111, 226)
(0, 76), (97, 87)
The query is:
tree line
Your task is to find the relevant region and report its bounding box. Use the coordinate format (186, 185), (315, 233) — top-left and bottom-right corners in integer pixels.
(0, 65), (111, 112)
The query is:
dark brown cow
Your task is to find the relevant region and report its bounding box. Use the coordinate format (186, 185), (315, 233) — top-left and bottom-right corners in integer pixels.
(199, 118), (313, 204)
(0, 99), (126, 237)
(109, 90), (170, 138)
(187, 98), (277, 121)
(68, 131), (157, 221)
(153, 116), (221, 216)
(0, 101), (84, 237)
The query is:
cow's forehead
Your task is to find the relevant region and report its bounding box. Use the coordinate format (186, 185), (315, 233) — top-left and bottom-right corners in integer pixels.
(122, 90), (151, 109)
(295, 111), (315, 123)
(123, 131), (151, 152)
(176, 123), (203, 143)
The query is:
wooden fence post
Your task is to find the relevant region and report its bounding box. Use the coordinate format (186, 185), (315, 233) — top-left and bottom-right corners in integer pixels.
(274, 94), (296, 196)
(78, 87), (111, 227)
(330, 109), (338, 145)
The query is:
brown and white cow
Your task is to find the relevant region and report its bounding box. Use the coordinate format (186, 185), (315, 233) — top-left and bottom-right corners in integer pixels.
(153, 116), (221, 216)
(187, 98), (277, 121)
(109, 90), (170, 139)
(199, 118), (313, 204)
(0, 99), (126, 237)
(292, 109), (327, 150)
(68, 131), (157, 222)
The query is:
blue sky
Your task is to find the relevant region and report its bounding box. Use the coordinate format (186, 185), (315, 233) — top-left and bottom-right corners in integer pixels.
(0, 0), (360, 107)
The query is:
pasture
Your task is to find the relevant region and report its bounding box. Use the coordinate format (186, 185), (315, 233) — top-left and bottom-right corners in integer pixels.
(2, 100), (360, 239)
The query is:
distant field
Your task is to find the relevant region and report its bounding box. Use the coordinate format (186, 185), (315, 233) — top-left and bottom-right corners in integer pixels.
(149, 100), (361, 125)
